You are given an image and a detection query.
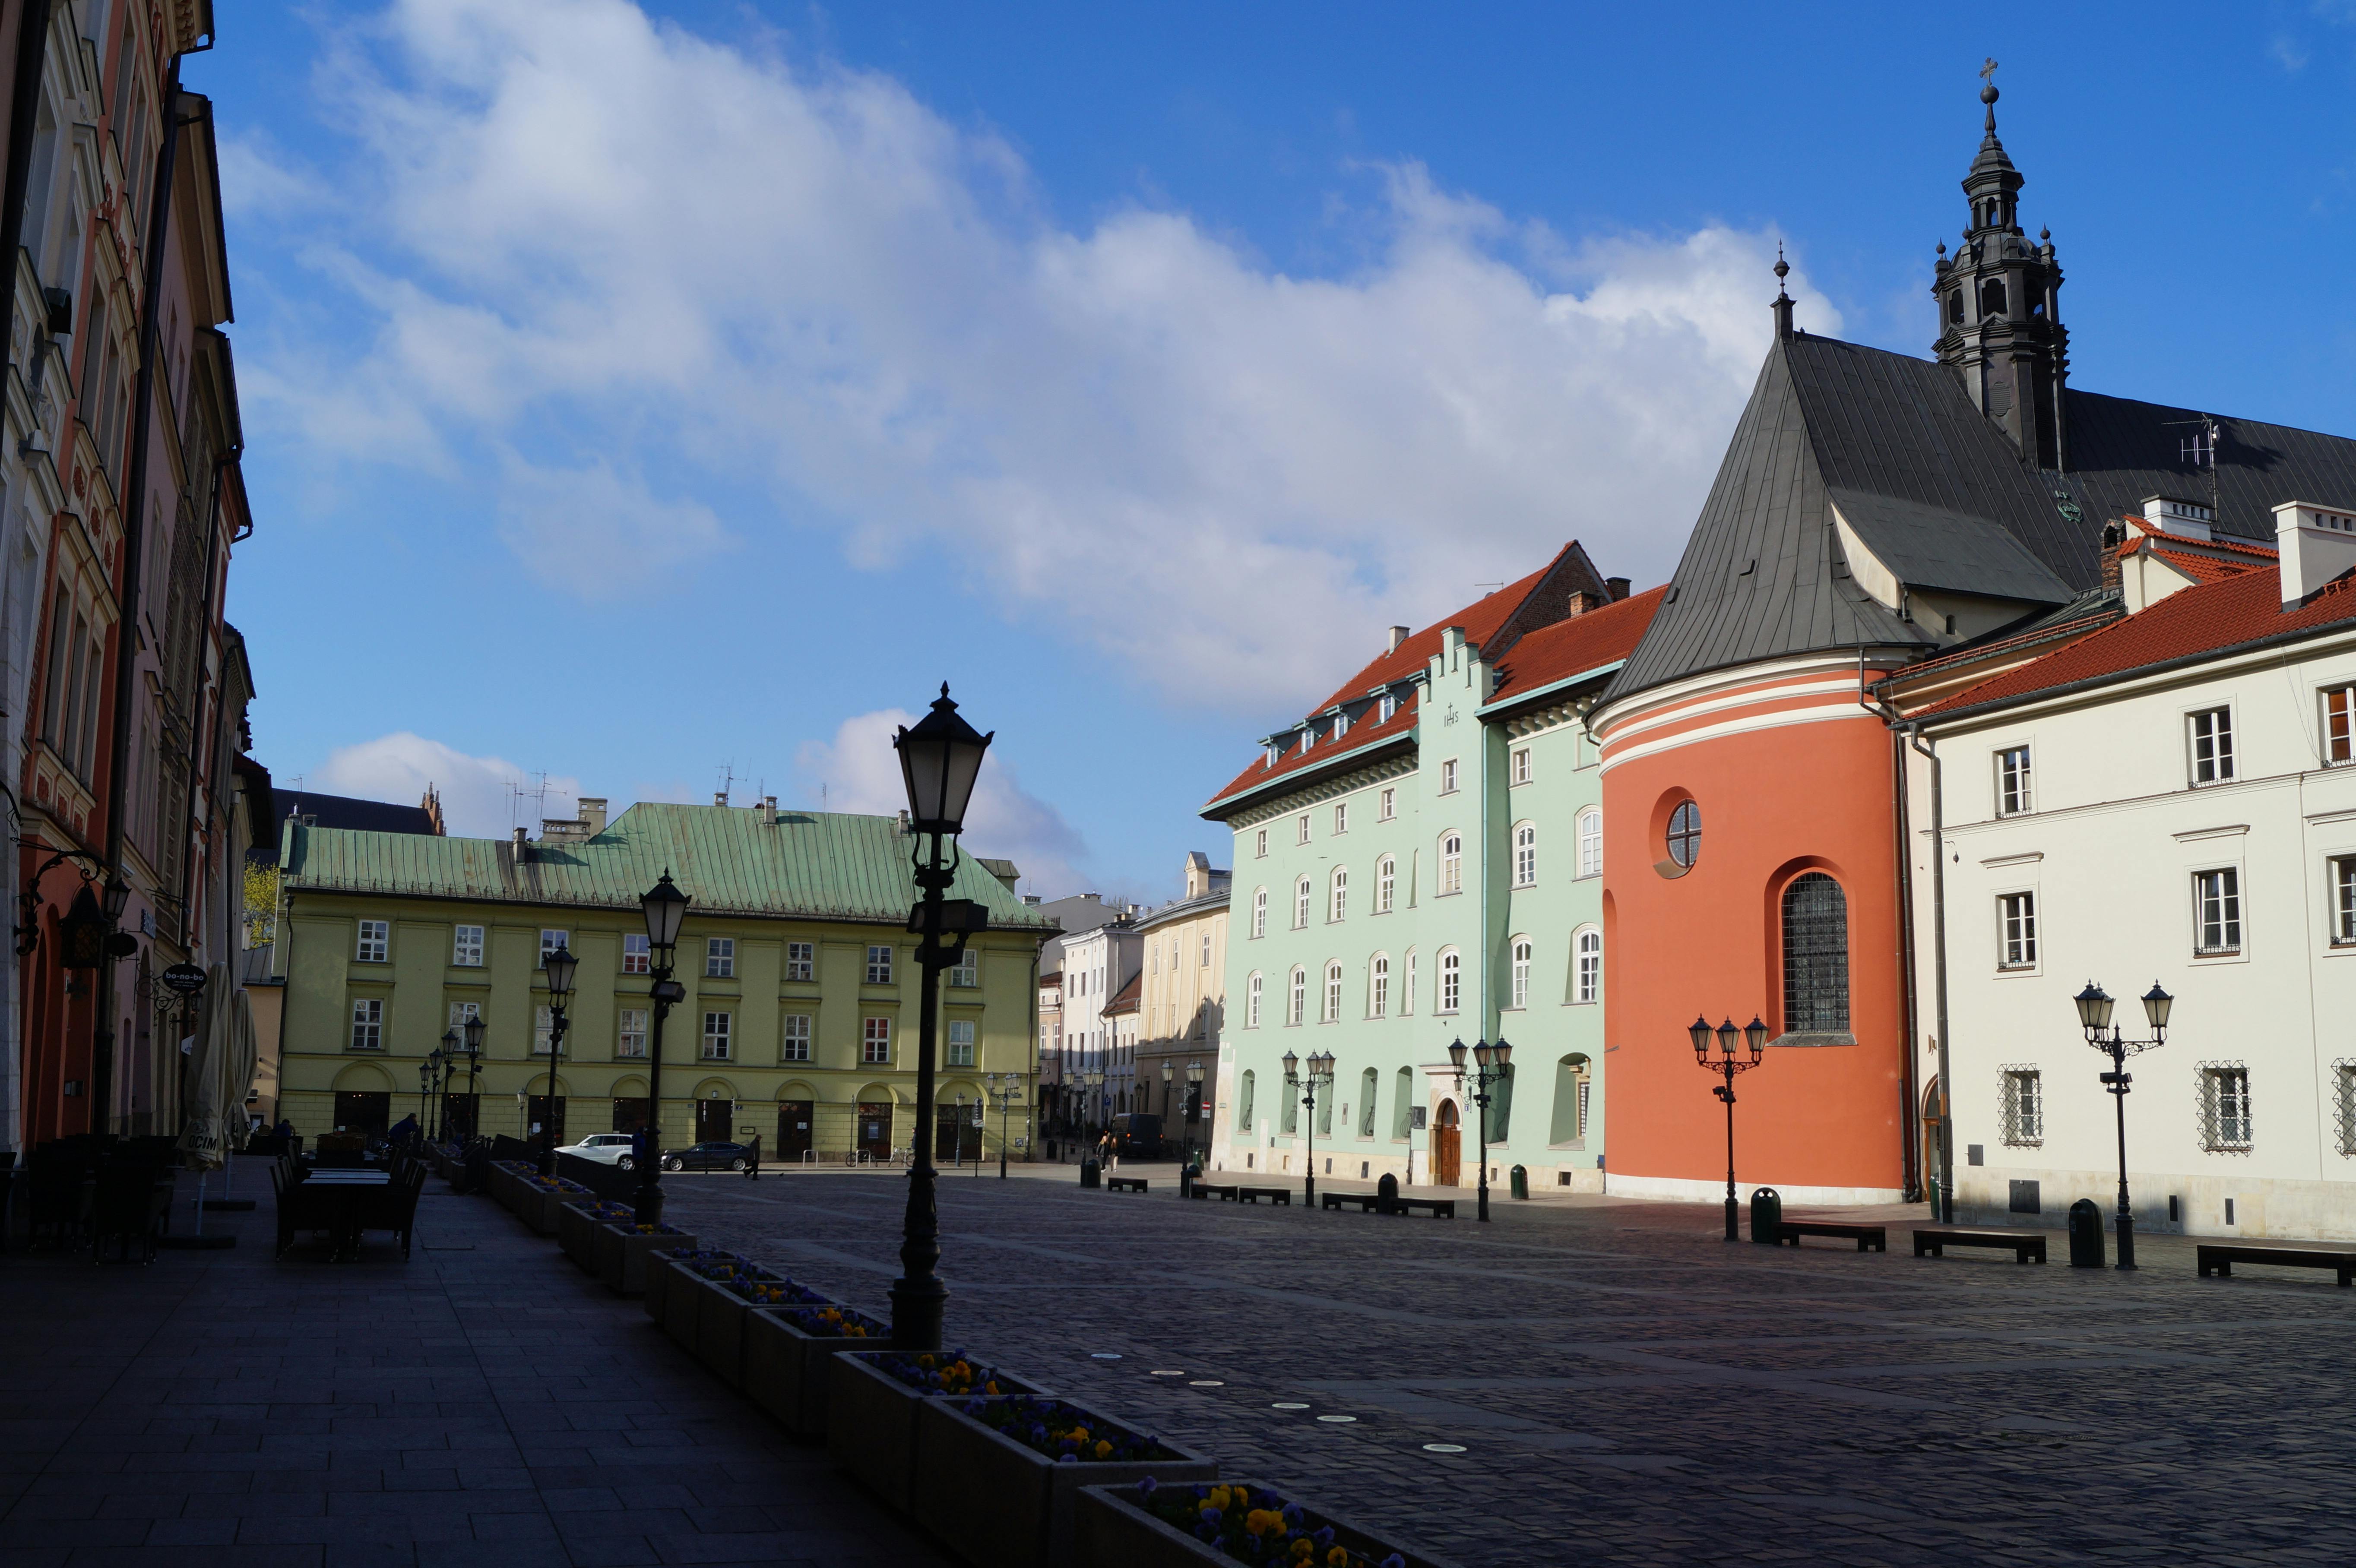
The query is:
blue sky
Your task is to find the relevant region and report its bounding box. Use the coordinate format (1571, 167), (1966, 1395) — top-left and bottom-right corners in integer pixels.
(205, 1), (2356, 904)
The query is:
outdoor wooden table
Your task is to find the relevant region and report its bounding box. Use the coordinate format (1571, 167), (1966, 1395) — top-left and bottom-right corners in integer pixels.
(299, 1169), (391, 1261)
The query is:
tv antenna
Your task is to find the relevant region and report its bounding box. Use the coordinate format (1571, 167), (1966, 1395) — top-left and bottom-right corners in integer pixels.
(715, 761), (736, 806)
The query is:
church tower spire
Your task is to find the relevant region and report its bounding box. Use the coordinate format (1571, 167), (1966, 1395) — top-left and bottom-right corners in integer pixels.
(1933, 62), (2069, 469)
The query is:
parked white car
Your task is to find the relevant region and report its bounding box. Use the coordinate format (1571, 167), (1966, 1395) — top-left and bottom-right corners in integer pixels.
(556, 1132), (638, 1169)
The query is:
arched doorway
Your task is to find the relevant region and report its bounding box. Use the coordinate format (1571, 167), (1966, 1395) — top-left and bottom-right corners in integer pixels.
(1921, 1078), (1942, 1206)
(1434, 1099), (1462, 1186)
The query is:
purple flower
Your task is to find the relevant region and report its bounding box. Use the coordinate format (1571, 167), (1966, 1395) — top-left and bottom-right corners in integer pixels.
(1282, 1504), (1306, 1527)
(1382, 1557), (1407, 1568)
(1137, 1476), (1159, 1497)
(1056, 1452), (1076, 1464)
(1313, 1527), (1335, 1548)
(1200, 1507), (1222, 1527)
(1195, 1523), (1218, 1543)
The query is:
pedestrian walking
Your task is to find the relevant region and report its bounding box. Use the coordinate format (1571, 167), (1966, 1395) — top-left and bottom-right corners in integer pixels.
(743, 1132), (762, 1180)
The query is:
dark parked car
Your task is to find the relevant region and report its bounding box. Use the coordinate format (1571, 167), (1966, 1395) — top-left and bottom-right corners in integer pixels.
(1110, 1114), (1162, 1159)
(661, 1140), (752, 1172)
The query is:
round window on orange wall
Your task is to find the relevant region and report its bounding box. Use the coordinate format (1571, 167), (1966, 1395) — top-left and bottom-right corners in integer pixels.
(1650, 793), (1700, 879)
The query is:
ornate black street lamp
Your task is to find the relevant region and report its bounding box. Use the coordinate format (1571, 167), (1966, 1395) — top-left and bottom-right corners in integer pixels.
(1161, 1057), (1175, 1140)
(437, 1030), (462, 1141)
(2074, 980), (2172, 1271)
(984, 1071), (1023, 1179)
(633, 872), (691, 1227)
(537, 944), (577, 1175)
(1282, 1049), (1334, 1205)
(1447, 1037), (1513, 1222)
(890, 685), (994, 1352)
(1691, 1015), (1767, 1241)
(462, 1014), (486, 1140)
(1185, 1060), (1205, 1167)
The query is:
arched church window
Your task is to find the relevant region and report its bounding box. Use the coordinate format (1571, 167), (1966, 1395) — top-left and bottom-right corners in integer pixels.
(1947, 291), (1962, 325)
(1979, 278), (2007, 319)
(1781, 873), (1850, 1034)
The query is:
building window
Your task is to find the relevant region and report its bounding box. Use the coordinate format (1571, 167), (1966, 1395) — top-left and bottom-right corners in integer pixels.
(1247, 972), (1263, 1027)
(786, 941), (814, 981)
(2188, 707), (2234, 786)
(1439, 834), (1463, 896)
(539, 929), (568, 966)
(706, 937), (735, 978)
(349, 998), (383, 1050)
(1379, 787), (1396, 820)
(1329, 866), (1348, 922)
(1403, 951), (1417, 1015)
(1509, 939), (1532, 1009)
(531, 1005), (556, 1055)
(1440, 759), (1459, 793)
(2193, 868), (2242, 955)
(862, 1017), (892, 1064)
(448, 1001), (480, 1030)
(1200, 932), (1212, 967)
(623, 933), (651, 975)
(2334, 857), (2356, 945)
(1288, 968), (1307, 1027)
(616, 1008), (649, 1058)
(947, 1019), (975, 1068)
(1574, 928), (1600, 1004)
(1998, 892), (2038, 969)
(1252, 888), (1267, 939)
(779, 1013), (811, 1062)
(1333, 801), (1348, 835)
(1324, 961), (1343, 1022)
(1512, 748), (1532, 785)
(452, 924), (484, 967)
(950, 948), (979, 987)
(1298, 814), (1311, 845)
(1439, 950), (1461, 1014)
(867, 945), (894, 984)
(1376, 857), (1395, 914)
(1333, 711), (1350, 740)
(2326, 687), (2356, 766)
(1295, 878), (1312, 929)
(700, 1012), (732, 1060)
(1370, 955), (1390, 1017)
(1781, 872), (1850, 1034)
(1577, 809), (1601, 879)
(1996, 745), (2033, 815)
(1667, 800), (1701, 869)
(2000, 1068), (2043, 1145)
(2334, 1061), (2356, 1156)
(356, 920), (388, 963)
(1514, 823), (1536, 887)
(1378, 692), (1397, 724)
(1255, 828), (1268, 858)
(2199, 1063), (2253, 1151)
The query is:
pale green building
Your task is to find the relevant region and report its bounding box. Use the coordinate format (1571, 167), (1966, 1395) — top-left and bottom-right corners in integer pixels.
(1201, 547), (1661, 1192)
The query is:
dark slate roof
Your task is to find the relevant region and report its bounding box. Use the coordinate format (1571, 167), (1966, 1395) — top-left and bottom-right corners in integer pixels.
(1607, 332), (2356, 702)
(273, 788), (439, 837)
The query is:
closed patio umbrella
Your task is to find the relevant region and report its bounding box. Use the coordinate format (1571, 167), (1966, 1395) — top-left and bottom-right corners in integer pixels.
(175, 964), (231, 1172)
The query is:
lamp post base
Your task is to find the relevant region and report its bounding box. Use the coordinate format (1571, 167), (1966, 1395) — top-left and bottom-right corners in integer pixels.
(888, 1276), (947, 1352)
(1724, 1195), (1740, 1242)
(2115, 1211), (2138, 1271)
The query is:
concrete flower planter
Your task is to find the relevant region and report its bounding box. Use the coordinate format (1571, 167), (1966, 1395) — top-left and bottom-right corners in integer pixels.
(557, 1203), (605, 1267)
(827, 1356), (1058, 1523)
(598, 1225), (695, 1297)
(693, 1266), (787, 1386)
(642, 1249), (697, 1334)
(1070, 1484), (1455, 1568)
(746, 1308), (884, 1438)
(910, 1403), (1215, 1568)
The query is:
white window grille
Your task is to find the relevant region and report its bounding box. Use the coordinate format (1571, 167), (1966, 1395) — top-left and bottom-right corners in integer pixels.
(2325, 687), (2356, 766)
(1379, 787), (1396, 820)
(349, 998), (383, 1050)
(1330, 867), (1348, 922)
(1370, 955), (1389, 1017)
(1288, 968), (1306, 1027)
(622, 933), (651, 975)
(867, 945), (894, 984)
(1255, 828), (1268, 858)
(1295, 878), (1311, 929)
(1298, 814), (1311, 845)
(2188, 708), (2234, 785)
(1510, 939), (1531, 1009)
(2193, 869), (2242, 954)
(1577, 809), (1602, 879)
(1378, 692), (1397, 724)
(947, 1019), (976, 1067)
(1996, 746), (2033, 815)
(2199, 1063), (2253, 1151)
(1441, 759), (1459, 793)
(1403, 952), (1417, 1015)
(1333, 801), (1348, 834)
(706, 937), (735, 978)
(451, 925), (483, 967)
(1514, 823), (1536, 887)
(539, 929), (567, 966)
(1440, 834), (1463, 895)
(1512, 748), (1532, 785)
(782, 1014), (811, 1062)
(1252, 888), (1267, 939)
(701, 1012), (732, 1060)
(618, 1008), (649, 1058)
(1439, 951), (1461, 1014)
(1324, 962), (1343, 1022)
(1376, 857), (1395, 913)
(1200, 933), (1212, 967)
(1246, 973), (1263, 1027)
(1999, 1067), (2043, 1145)
(1574, 929), (1600, 1004)
(356, 920), (388, 963)
(1998, 892), (2038, 969)
(863, 1017), (892, 1064)
(786, 941), (814, 981)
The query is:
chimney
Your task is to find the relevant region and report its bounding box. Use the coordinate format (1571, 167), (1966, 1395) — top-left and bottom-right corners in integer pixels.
(757, 795), (776, 826)
(2142, 496), (2214, 542)
(897, 809), (912, 835)
(578, 797), (608, 835)
(511, 827), (529, 859)
(2274, 500), (2356, 606)
(713, 790), (728, 807)
(1386, 626), (1409, 654)
(1564, 591), (1593, 618)
(2099, 521), (2125, 595)
(1606, 576), (1631, 601)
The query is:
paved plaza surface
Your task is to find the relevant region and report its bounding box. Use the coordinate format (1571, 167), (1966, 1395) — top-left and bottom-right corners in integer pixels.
(665, 1164), (2356, 1568)
(0, 1162), (950, 1568)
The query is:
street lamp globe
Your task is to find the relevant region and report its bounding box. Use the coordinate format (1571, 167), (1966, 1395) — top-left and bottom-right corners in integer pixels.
(1281, 1049), (1299, 1079)
(2073, 980), (2115, 1036)
(1688, 1016), (1713, 1062)
(1492, 1038), (1512, 1069)
(101, 877), (131, 922)
(2141, 981), (2174, 1034)
(1448, 1038), (1469, 1071)
(463, 1012), (486, 1056)
(1162, 1059), (1174, 1086)
(641, 872), (690, 969)
(544, 944), (579, 999)
(894, 684), (994, 835)
(1472, 1041), (1492, 1069)
(1743, 1016), (1767, 1059)
(1187, 1061), (1203, 1087)
(1715, 1018), (1739, 1058)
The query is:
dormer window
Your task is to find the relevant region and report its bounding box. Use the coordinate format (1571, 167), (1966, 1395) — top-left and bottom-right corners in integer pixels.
(1264, 744), (1281, 768)
(1378, 691), (1398, 723)
(1333, 711), (1350, 739)
(1298, 730), (1313, 756)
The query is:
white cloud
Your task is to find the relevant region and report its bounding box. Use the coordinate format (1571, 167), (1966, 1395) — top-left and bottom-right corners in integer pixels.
(795, 708), (1090, 898)
(494, 458), (734, 597)
(315, 731), (584, 838)
(257, 0), (1836, 712)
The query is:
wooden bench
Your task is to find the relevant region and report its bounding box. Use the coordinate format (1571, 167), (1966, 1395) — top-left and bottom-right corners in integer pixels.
(2197, 1242), (2356, 1287)
(1322, 1192), (1387, 1212)
(1194, 1183), (1238, 1201)
(1105, 1176), (1149, 1193)
(1774, 1220), (1887, 1252)
(1395, 1197), (1455, 1219)
(1236, 1185), (1292, 1205)
(1913, 1225), (2046, 1264)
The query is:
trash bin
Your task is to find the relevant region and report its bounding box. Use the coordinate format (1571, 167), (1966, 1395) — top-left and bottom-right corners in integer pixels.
(1080, 1157), (1100, 1190)
(2068, 1198), (2105, 1268)
(1377, 1172), (1400, 1214)
(1509, 1164), (1529, 1201)
(1749, 1186), (1783, 1244)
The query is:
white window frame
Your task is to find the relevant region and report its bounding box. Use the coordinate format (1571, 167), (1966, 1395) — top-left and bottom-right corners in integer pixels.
(1573, 927), (1601, 1004)
(1297, 814), (1311, 845)
(867, 945), (895, 984)
(2325, 686), (2356, 767)
(1252, 888), (1267, 939)
(1370, 954), (1390, 1017)
(1246, 972), (1263, 1028)
(1403, 950), (1417, 1015)
(532, 1005), (556, 1056)
(2193, 867), (2242, 955)
(778, 1012), (811, 1062)
(1576, 809), (1602, 879)
(1255, 828), (1268, 858)
(1288, 967), (1307, 1027)
(1439, 949), (1461, 1014)
(2333, 855), (2356, 946)
(622, 933), (651, 975)
(950, 947), (979, 987)
(1513, 822), (1536, 887)
(1378, 692), (1397, 724)
(2187, 706), (2234, 787)
(539, 929), (568, 967)
(1512, 747), (1532, 785)
(2000, 1067), (2043, 1146)
(356, 920), (388, 963)
(1378, 787), (1396, 821)
(451, 924), (484, 967)
(862, 1016), (892, 1064)
(1324, 961), (1343, 1023)
(1998, 890), (2039, 970)
(1295, 878), (1312, 929)
(786, 941), (814, 981)
(1329, 866), (1348, 923)
(1376, 856), (1395, 914)
(2199, 1062), (2253, 1151)
(349, 997), (383, 1050)
(1440, 758), (1459, 794)
(1509, 938), (1532, 1010)
(448, 1001), (481, 1029)
(618, 1008), (649, 1059)
(1439, 833), (1463, 896)
(1995, 744), (2033, 816)
(706, 936), (735, 978)
(946, 1018), (976, 1067)
(1333, 800), (1348, 835)
(700, 1011), (732, 1060)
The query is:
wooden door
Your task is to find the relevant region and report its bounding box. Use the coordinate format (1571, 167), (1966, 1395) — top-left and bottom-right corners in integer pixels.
(610, 1097), (650, 1134)
(528, 1095), (566, 1145)
(334, 1091), (390, 1135)
(778, 1101), (814, 1161)
(696, 1099), (734, 1144)
(858, 1102), (894, 1162)
(1433, 1100), (1461, 1187)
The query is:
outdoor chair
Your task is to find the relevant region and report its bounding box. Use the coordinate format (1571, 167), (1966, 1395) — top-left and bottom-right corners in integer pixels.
(359, 1166), (426, 1260)
(271, 1162), (340, 1256)
(90, 1158), (171, 1265)
(26, 1150), (96, 1248)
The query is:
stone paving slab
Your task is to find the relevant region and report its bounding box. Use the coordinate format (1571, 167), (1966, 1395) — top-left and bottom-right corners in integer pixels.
(0, 1160), (950, 1568)
(662, 1166), (2356, 1568)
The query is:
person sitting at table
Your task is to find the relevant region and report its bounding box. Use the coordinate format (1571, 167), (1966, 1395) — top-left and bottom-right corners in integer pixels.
(388, 1113), (420, 1149)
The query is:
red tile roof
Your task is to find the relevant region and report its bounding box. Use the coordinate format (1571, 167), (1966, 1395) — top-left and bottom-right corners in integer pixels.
(1102, 972), (1142, 1016)
(1489, 585), (1668, 703)
(1919, 563), (2356, 719)
(2122, 515), (2280, 561)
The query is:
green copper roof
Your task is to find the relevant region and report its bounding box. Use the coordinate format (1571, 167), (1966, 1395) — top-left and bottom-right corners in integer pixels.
(280, 803), (1058, 931)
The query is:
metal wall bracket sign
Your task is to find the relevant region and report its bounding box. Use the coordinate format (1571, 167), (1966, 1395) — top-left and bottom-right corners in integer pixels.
(161, 962), (207, 996)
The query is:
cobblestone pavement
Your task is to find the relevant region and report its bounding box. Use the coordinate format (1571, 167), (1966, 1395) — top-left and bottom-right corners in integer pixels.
(0, 1161), (949, 1568)
(666, 1165), (2356, 1568)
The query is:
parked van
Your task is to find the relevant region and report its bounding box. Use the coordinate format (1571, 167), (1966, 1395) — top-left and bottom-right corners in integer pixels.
(1110, 1113), (1162, 1158)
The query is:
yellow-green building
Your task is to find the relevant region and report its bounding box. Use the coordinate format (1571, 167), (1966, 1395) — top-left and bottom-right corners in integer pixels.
(270, 797), (1055, 1162)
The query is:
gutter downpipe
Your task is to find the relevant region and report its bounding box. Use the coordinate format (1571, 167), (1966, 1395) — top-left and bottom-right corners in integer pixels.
(1859, 654), (1922, 1205)
(1906, 723), (1954, 1223)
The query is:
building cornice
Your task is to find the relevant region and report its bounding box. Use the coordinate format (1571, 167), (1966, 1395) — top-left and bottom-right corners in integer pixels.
(1213, 748), (1419, 831)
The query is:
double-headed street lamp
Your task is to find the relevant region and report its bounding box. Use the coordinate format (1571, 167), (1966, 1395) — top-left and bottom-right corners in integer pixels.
(633, 872), (692, 1227)
(1690, 1015), (1767, 1241)
(1184, 1060), (1205, 1167)
(2073, 980), (2172, 1271)
(537, 944), (578, 1176)
(983, 1072), (1023, 1179)
(461, 1014), (486, 1138)
(890, 684), (994, 1353)
(1447, 1037), (1512, 1223)
(1282, 1049), (1335, 1204)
